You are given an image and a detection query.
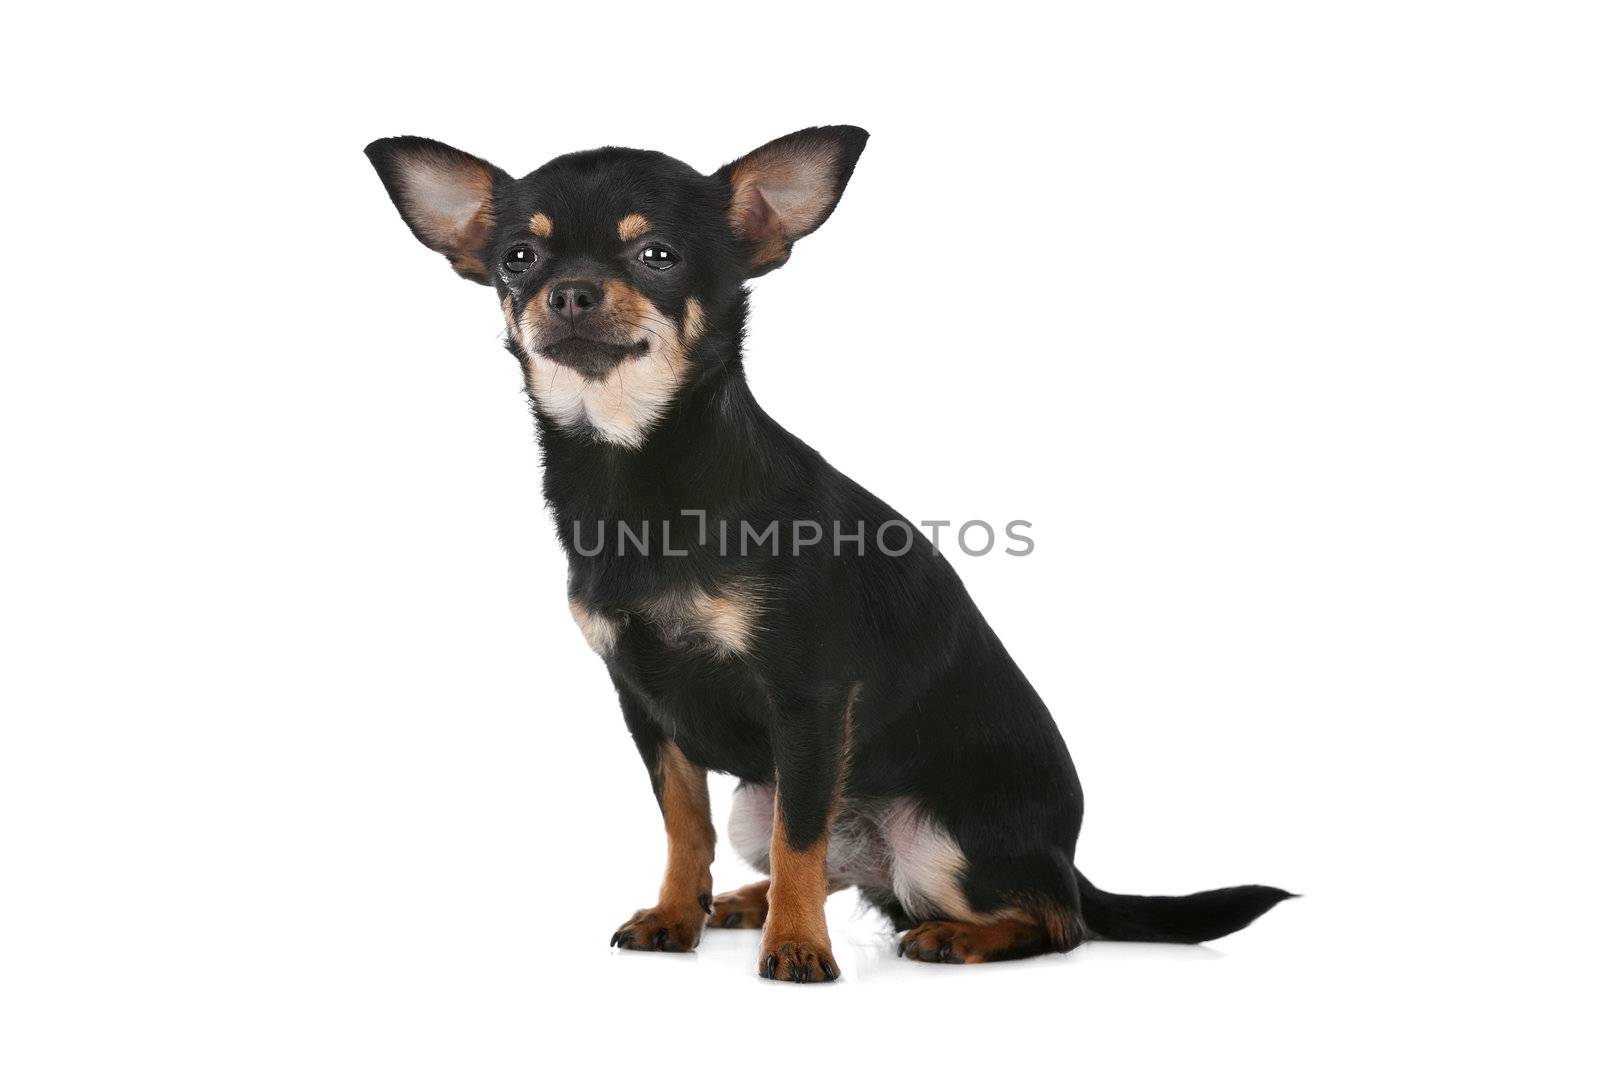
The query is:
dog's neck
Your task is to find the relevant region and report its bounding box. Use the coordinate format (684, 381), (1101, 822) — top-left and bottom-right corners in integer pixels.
(530, 305), (810, 558)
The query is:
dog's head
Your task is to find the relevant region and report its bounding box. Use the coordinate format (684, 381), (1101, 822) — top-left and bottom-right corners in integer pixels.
(365, 127), (868, 448)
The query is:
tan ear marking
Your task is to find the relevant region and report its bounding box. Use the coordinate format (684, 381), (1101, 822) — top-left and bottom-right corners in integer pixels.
(367, 138), (505, 282)
(729, 148), (836, 238)
(528, 212), (553, 238)
(402, 159), (496, 275)
(720, 127), (866, 275)
(617, 213), (650, 242)
(728, 146), (840, 268)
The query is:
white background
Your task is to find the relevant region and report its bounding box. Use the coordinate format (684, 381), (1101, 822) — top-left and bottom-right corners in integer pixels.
(3, 2), (1596, 1064)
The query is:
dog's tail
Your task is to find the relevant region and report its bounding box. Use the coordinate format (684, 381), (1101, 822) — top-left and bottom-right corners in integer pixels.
(1075, 867), (1295, 943)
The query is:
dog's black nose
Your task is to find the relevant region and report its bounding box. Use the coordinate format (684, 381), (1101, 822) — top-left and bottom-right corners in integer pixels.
(548, 281), (603, 322)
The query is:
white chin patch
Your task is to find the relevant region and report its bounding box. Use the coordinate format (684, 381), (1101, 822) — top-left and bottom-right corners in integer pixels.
(527, 348), (681, 449)
(512, 297), (704, 450)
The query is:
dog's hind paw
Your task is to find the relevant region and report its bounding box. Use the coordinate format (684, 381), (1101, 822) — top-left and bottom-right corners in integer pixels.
(709, 881), (770, 929)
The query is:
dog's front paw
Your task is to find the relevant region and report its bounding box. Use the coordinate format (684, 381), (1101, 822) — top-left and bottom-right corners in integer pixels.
(757, 937), (839, 983)
(610, 899), (709, 953)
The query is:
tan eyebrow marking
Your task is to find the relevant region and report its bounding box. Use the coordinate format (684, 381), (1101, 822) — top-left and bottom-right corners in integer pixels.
(617, 213), (650, 242)
(528, 212), (553, 238)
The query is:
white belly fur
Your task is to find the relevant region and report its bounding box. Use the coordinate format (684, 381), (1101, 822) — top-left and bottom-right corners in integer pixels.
(727, 782), (978, 922)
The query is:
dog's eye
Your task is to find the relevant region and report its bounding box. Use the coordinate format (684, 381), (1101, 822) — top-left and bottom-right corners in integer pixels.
(503, 245), (538, 274)
(638, 245), (678, 271)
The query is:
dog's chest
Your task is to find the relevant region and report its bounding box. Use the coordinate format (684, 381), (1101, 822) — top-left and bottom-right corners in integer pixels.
(567, 578), (774, 779)
(567, 579), (762, 660)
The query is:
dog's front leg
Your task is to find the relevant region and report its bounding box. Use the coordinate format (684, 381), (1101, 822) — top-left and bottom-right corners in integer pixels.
(609, 693), (715, 952)
(758, 684), (857, 983)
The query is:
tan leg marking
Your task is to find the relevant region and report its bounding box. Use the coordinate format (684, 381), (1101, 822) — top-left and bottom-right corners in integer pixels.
(611, 743), (716, 953)
(756, 686), (858, 982)
(758, 813), (837, 981)
(712, 878), (847, 930)
(899, 906), (1086, 964)
(710, 879), (770, 929)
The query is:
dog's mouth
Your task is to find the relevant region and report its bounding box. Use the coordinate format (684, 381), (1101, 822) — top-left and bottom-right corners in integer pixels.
(538, 334), (651, 378)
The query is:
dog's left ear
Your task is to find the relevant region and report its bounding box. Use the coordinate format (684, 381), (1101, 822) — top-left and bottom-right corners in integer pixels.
(716, 126), (869, 277)
(365, 136), (510, 285)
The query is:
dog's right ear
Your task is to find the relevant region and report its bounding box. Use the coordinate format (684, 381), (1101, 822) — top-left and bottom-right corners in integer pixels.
(716, 126), (869, 277)
(365, 137), (509, 285)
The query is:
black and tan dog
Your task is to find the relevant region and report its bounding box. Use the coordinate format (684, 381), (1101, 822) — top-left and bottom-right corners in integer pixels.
(365, 126), (1291, 982)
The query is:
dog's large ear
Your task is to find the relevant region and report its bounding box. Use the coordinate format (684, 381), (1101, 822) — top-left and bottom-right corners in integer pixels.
(365, 136), (510, 285)
(716, 126), (869, 277)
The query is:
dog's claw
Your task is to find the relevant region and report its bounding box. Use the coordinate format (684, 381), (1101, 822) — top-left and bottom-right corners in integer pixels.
(698, 894), (712, 914)
(610, 905), (707, 954)
(758, 941), (839, 982)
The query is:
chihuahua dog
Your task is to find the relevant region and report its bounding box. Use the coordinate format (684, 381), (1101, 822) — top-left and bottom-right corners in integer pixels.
(365, 126), (1290, 982)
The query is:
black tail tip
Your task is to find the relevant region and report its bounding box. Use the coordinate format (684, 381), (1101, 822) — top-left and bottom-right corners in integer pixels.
(1075, 872), (1298, 943)
(1236, 884), (1298, 920)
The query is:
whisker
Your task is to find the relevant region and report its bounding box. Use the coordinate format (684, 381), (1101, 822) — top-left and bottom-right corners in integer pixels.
(619, 318), (670, 345)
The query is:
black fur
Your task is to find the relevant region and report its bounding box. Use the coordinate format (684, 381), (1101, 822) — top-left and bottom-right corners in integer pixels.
(365, 126), (1292, 971)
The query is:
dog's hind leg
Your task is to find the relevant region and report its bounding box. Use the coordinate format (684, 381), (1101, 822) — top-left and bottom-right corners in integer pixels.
(714, 781), (775, 928)
(710, 878), (855, 930)
(897, 911), (1084, 963)
(884, 800), (1086, 963)
(709, 880), (770, 929)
